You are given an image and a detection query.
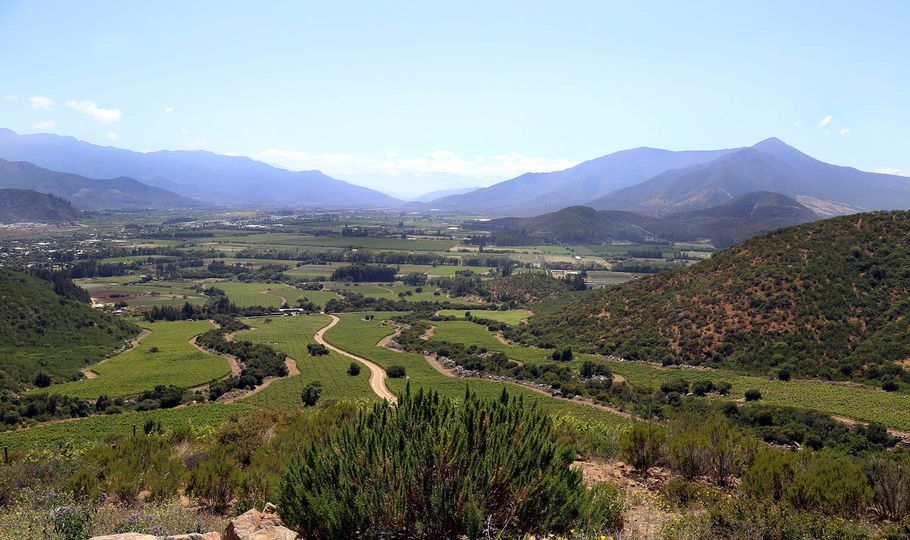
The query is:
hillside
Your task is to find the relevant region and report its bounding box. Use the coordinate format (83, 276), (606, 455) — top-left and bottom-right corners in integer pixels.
(513, 211), (910, 385)
(420, 146), (736, 215)
(666, 191), (818, 246)
(473, 192), (817, 246)
(0, 269), (138, 391)
(0, 188), (80, 223)
(591, 138), (910, 217)
(0, 158), (199, 209)
(0, 128), (399, 206)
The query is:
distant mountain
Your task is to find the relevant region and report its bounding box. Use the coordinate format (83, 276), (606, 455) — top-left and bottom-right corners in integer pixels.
(512, 210), (910, 383)
(473, 205), (678, 244)
(0, 188), (80, 223)
(0, 129), (399, 206)
(0, 158), (199, 209)
(472, 191), (817, 247)
(590, 138), (910, 217)
(412, 186), (480, 202)
(419, 147), (737, 215)
(666, 191), (818, 246)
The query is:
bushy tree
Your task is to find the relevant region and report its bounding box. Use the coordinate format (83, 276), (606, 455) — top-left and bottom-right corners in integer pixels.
(301, 381), (323, 407)
(280, 388), (587, 538)
(347, 362), (361, 376)
(619, 422), (666, 475)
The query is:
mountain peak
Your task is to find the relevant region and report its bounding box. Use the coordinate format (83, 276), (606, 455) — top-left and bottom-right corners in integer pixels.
(751, 137), (803, 157)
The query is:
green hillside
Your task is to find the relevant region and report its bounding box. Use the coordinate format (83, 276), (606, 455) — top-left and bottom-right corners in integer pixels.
(512, 211), (910, 387)
(0, 269), (138, 391)
(0, 188), (79, 223)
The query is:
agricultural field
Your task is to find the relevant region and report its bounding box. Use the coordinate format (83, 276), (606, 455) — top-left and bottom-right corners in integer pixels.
(425, 265), (496, 277)
(283, 263), (343, 277)
(237, 315), (376, 410)
(430, 320), (552, 364)
(0, 403), (248, 453)
(436, 309), (531, 325)
(216, 282), (340, 309)
(323, 313), (632, 431)
(45, 320), (231, 399)
(584, 270), (638, 286)
(182, 232), (459, 252)
(326, 282), (446, 302)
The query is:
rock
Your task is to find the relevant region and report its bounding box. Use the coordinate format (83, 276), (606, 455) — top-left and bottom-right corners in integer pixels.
(224, 504), (298, 540)
(166, 534), (222, 540)
(90, 535), (158, 540)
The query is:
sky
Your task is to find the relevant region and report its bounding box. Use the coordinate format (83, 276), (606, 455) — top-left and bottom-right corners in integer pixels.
(1, 1), (908, 198)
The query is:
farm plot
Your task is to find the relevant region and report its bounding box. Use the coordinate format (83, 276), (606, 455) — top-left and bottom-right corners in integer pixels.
(425, 265), (496, 277)
(323, 313), (631, 430)
(0, 403), (247, 453)
(436, 309), (531, 326)
(327, 282), (444, 302)
(237, 315), (375, 410)
(218, 282), (339, 309)
(46, 320), (231, 399)
(429, 320), (551, 364)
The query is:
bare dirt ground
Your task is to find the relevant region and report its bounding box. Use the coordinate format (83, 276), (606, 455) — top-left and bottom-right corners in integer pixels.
(314, 315), (397, 403)
(80, 328), (152, 379)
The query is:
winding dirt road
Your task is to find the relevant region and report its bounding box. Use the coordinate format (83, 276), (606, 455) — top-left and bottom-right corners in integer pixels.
(314, 315), (397, 403)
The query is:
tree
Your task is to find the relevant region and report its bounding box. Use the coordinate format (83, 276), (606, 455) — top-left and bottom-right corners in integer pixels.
(301, 381), (323, 407)
(619, 422), (666, 475)
(280, 388), (586, 538)
(33, 371), (52, 388)
(307, 343), (329, 356)
(347, 362), (361, 376)
(386, 365), (406, 378)
(744, 389), (762, 401)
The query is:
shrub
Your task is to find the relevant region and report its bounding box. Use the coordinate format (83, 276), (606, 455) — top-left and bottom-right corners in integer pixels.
(744, 389), (762, 401)
(386, 365), (406, 378)
(347, 362), (361, 376)
(186, 450), (243, 512)
(576, 482), (624, 533)
(301, 381), (323, 407)
(660, 378), (689, 395)
(34, 371), (52, 388)
(742, 449), (797, 501)
(866, 455), (910, 521)
(307, 343), (329, 357)
(280, 388), (586, 538)
(882, 380), (899, 392)
(691, 379), (715, 397)
(619, 422), (666, 475)
(663, 478), (702, 509)
(785, 453), (871, 516)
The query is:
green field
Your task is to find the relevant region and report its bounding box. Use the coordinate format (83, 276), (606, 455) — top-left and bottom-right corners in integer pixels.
(217, 282), (340, 309)
(323, 313), (632, 431)
(238, 315), (376, 410)
(436, 309), (531, 325)
(425, 265), (496, 277)
(186, 232), (458, 252)
(283, 263), (343, 277)
(430, 320), (552, 364)
(327, 282), (445, 302)
(45, 320), (231, 399)
(0, 403), (248, 453)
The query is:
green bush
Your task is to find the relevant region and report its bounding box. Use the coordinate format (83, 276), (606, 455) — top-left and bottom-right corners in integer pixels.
(385, 365), (406, 378)
(744, 389), (762, 401)
(301, 381), (323, 407)
(187, 450), (242, 512)
(619, 422), (666, 475)
(280, 387), (587, 538)
(346, 362), (361, 376)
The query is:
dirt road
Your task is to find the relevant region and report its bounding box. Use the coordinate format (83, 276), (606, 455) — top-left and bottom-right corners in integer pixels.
(314, 315), (397, 403)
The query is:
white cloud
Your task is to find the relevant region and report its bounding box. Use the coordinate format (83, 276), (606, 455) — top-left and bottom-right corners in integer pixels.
(65, 100), (122, 123)
(29, 96), (54, 110)
(838, 128), (851, 136)
(386, 150), (399, 157)
(874, 167), (907, 176)
(792, 119), (804, 127)
(33, 120), (56, 130)
(4, 95), (17, 102)
(164, 106), (173, 113)
(105, 131), (120, 141)
(818, 115), (832, 127)
(254, 148), (578, 183)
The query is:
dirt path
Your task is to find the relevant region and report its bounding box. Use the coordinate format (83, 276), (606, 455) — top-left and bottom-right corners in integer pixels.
(260, 289), (288, 306)
(376, 325), (403, 350)
(314, 315), (397, 403)
(81, 328), (152, 379)
(832, 415), (910, 443)
(188, 336), (243, 377)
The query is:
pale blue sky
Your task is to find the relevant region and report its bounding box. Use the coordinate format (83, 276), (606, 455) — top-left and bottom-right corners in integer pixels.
(1, 1), (908, 196)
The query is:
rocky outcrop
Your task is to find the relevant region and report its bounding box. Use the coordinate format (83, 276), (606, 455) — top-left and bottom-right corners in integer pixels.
(224, 503), (298, 540)
(89, 503), (298, 540)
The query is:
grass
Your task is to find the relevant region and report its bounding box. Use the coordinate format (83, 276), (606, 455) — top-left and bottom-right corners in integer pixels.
(185, 232), (458, 252)
(430, 320), (552, 364)
(237, 315), (376, 410)
(425, 265), (496, 276)
(436, 309), (531, 325)
(323, 313), (632, 431)
(45, 320), (231, 399)
(284, 263), (342, 277)
(327, 282), (445, 302)
(0, 403), (248, 453)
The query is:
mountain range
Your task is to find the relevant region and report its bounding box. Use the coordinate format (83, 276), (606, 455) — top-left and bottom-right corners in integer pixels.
(473, 191), (818, 247)
(420, 138), (910, 217)
(0, 129), (398, 207)
(0, 158), (199, 210)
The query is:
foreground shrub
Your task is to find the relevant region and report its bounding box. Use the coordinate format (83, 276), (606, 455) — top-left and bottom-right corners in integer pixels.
(186, 450), (242, 512)
(280, 387), (587, 538)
